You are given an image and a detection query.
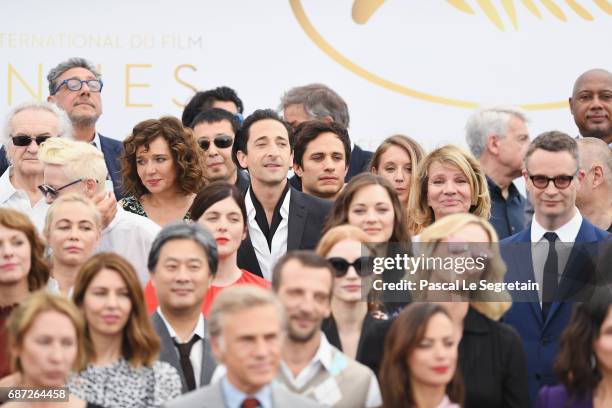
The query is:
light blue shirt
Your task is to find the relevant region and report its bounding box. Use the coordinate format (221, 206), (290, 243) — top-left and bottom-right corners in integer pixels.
(220, 376), (272, 408)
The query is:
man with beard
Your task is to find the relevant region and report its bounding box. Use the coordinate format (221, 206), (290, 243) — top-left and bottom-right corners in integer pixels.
(272, 251), (381, 408)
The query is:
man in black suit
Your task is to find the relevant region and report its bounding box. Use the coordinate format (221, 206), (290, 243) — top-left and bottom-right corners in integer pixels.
(148, 222), (218, 393)
(233, 109), (332, 280)
(279, 84), (373, 190)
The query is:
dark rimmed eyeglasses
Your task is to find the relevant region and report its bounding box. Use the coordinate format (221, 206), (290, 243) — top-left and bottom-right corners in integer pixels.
(52, 78), (103, 95)
(528, 173), (576, 189)
(197, 135), (234, 151)
(38, 179), (83, 200)
(11, 135), (52, 147)
(327, 257), (373, 278)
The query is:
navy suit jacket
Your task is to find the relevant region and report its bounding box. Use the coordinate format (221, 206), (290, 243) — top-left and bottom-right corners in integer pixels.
(0, 135), (124, 199)
(501, 219), (610, 403)
(237, 187), (332, 278)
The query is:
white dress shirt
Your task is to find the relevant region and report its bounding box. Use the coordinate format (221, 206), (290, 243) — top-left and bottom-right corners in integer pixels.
(157, 307), (205, 388)
(530, 209), (583, 304)
(244, 187), (291, 280)
(0, 167), (48, 221)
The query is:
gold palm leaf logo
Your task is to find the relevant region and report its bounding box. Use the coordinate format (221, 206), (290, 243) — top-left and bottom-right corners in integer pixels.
(353, 0), (612, 30)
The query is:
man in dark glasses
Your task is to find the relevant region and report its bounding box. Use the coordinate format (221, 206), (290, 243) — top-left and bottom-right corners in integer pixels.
(0, 101), (71, 219)
(189, 108), (249, 194)
(45, 57), (124, 200)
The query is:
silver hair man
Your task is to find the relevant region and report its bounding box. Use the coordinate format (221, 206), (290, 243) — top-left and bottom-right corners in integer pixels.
(279, 83), (350, 128)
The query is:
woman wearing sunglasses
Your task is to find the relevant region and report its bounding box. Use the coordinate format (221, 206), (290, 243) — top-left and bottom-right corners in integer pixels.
(120, 116), (204, 226)
(316, 225), (390, 373)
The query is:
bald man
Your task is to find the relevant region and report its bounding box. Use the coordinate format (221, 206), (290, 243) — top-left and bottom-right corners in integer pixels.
(569, 68), (612, 144)
(576, 138), (612, 232)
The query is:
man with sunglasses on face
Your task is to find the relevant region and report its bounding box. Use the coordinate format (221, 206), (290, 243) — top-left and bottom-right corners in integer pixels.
(0, 101), (72, 220)
(189, 108), (250, 194)
(500, 131), (610, 402)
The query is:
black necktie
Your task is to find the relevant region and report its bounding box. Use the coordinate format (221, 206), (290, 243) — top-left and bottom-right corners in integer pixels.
(172, 335), (200, 391)
(241, 398), (261, 408)
(541, 232), (559, 320)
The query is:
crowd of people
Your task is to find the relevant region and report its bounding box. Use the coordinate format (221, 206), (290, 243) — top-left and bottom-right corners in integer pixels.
(0, 56), (611, 408)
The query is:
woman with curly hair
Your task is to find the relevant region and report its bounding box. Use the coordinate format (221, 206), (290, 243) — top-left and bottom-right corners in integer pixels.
(120, 116), (204, 226)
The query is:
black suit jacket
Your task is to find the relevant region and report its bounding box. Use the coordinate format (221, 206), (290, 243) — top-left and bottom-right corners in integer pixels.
(237, 187), (332, 278)
(0, 147), (8, 178)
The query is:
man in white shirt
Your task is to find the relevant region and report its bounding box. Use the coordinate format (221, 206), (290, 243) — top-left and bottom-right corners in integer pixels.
(0, 101), (72, 220)
(36, 137), (159, 284)
(148, 222), (218, 393)
(272, 251), (382, 408)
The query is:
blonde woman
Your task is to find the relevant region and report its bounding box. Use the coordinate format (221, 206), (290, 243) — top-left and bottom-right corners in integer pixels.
(44, 194), (101, 296)
(409, 145), (490, 235)
(416, 213), (529, 408)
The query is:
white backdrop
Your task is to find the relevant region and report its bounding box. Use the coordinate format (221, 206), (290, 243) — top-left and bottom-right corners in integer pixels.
(1, 0), (611, 151)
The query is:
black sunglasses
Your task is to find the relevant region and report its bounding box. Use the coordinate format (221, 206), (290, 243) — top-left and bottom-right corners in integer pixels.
(327, 257), (373, 278)
(11, 135), (51, 147)
(38, 179), (83, 200)
(197, 135), (233, 151)
(529, 174), (576, 189)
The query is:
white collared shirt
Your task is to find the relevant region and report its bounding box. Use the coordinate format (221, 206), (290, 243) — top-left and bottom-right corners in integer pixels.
(530, 209), (583, 303)
(157, 307), (205, 388)
(244, 187), (291, 280)
(0, 167), (48, 221)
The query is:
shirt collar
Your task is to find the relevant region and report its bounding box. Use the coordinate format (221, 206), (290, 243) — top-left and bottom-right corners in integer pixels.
(530, 208), (583, 242)
(310, 332), (334, 372)
(486, 175), (520, 199)
(156, 307), (206, 341)
(245, 183), (292, 220)
(221, 376), (272, 408)
(92, 132), (102, 150)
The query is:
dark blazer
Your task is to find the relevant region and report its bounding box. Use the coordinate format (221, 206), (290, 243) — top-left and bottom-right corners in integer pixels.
(235, 169), (250, 195)
(150, 311), (217, 394)
(0, 147), (8, 178)
(99, 134), (124, 199)
(460, 307), (530, 408)
(237, 187), (332, 278)
(501, 219), (610, 402)
(536, 385), (592, 408)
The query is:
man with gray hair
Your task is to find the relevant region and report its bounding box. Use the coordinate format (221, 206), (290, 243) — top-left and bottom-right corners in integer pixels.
(165, 285), (319, 407)
(0, 101), (72, 220)
(46, 57), (124, 199)
(149, 222), (218, 394)
(280, 84), (372, 187)
(37, 137), (160, 284)
(465, 106), (530, 238)
(576, 138), (612, 232)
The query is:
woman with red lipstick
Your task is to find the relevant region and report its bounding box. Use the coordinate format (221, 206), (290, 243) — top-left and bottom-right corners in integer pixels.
(120, 116), (204, 226)
(190, 181), (270, 316)
(69, 253), (181, 408)
(409, 145), (490, 235)
(380, 303), (463, 408)
(0, 208), (49, 379)
(1, 291), (103, 408)
(44, 194), (101, 296)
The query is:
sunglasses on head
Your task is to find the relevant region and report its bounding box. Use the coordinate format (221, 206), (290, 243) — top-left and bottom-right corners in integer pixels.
(197, 135), (233, 151)
(11, 135), (51, 147)
(327, 257), (373, 278)
(37, 179), (83, 200)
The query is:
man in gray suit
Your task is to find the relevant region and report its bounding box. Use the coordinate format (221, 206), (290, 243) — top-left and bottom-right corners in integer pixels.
(164, 285), (320, 408)
(149, 222), (218, 393)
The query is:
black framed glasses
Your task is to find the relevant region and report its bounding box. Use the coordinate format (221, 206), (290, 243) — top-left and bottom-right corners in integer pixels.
(38, 179), (83, 200)
(327, 257), (373, 278)
(11, 135), (51, 147)
(52, 78), (103, 95)
(197, 135), (233, 151)
(529, 174), (576, 189)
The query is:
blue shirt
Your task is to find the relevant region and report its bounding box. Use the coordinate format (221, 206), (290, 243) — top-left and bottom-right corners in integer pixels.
(221, 376), (273, 408)
(487, 176), (527, 239)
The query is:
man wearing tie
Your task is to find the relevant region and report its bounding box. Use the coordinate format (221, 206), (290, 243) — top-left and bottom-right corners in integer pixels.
(501, 131), (610, 401)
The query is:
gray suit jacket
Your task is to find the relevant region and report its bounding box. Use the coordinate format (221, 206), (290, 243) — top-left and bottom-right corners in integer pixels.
(151, 311), (217, 393)
(163, 381), (322, 408)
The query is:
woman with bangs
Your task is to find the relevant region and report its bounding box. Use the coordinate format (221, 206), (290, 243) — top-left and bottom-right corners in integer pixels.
(1, 291), (102, 407)
(69, 252), (181, 408)
(409, 145), (490, 235)
(414, 213), (529, 408)
(120, 116), (204, 226)
(0, 208), (49, 378)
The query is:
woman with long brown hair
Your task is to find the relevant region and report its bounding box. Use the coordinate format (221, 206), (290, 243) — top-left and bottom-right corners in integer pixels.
(380, 302), (463, 408)
(69, 253), (180, 408)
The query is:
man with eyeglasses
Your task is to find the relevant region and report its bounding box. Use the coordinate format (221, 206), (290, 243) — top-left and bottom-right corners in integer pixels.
(500, 131), (610, 401)
(44, 57), (124, 199)
(0, 101), (72, 220)
(189, 108), (250, 194)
